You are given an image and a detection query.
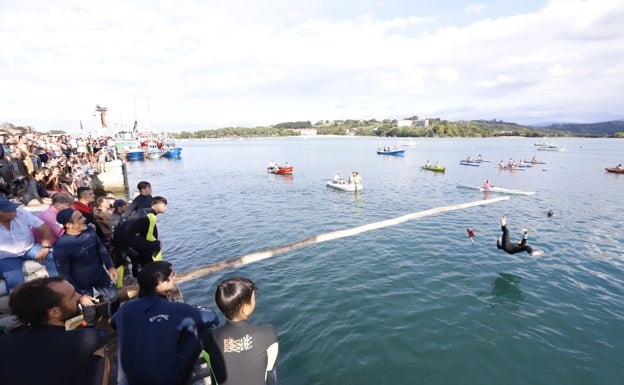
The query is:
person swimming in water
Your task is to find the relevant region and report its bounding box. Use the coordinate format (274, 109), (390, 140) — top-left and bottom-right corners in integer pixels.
(496, 215), (544, 257)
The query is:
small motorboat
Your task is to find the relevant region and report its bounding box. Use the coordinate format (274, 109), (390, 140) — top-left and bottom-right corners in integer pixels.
(376, 147), (405, 156)
(326, 181), (363, 192)
(605, 167), (624, 174)
(267, 165), (293, 175)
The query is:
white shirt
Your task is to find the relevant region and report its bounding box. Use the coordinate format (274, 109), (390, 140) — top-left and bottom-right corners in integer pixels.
(0, 208), (44, 259)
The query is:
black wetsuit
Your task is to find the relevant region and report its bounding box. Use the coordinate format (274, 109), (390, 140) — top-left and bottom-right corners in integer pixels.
(496, 224), (534, 254)
(111, 295), (219, 385)
(122, 194), (152, 219)
(112, 208), (160, 277)
(0, 324), (108, 385)
(201, 320), (278, 385)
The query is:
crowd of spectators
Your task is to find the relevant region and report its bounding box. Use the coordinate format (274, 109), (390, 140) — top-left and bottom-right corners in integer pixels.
(0, 133), (117, 202)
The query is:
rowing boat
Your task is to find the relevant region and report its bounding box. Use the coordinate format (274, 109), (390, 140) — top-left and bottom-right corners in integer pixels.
(605, 167), (624, 174)
(421, 165), (446, 173)
(456, 183), (536, 196)
(459, 161), (480, 167)
(376, 149), (405, 156)
(326, 181), (363, 191)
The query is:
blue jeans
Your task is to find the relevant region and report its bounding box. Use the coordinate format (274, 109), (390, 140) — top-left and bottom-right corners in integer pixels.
(0, 244), (59, 291)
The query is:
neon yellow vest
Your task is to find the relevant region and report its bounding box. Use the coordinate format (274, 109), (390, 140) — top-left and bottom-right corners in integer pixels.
(146, 213), (162, 261)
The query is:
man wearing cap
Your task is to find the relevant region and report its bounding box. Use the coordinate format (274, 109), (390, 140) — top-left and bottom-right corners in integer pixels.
(0, 196), (58, 292)
(53, 208), (119, 315)
(32, 192), (75, 246)
(109, 199), (127, 235)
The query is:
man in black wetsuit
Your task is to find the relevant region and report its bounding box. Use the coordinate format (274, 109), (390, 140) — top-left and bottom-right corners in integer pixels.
(0, 276), (108, 385)
(201, 277), (279, 385)
(122, 180), (153, 219)
(112, 196), (167, 277)
(496, 215), (544, 257)
(111, 261), (219, 385)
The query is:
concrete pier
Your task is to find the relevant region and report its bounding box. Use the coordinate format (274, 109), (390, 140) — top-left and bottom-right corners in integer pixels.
(91, 159), (128, 195)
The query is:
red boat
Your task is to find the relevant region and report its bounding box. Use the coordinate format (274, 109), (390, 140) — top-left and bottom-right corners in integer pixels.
(605, 167), (624, 173)
(267, 165), (293, 175)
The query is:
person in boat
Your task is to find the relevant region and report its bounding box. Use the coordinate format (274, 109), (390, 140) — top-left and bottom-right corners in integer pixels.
(498, 160), (505, 168)
(348, 171), (355, 184)
(0, 276), (109, 385)
(112, 196), (167, 277)
(483, 179), (493, 190)
(477, 154), (483, 161)
(112, 261), (219, 385)
(425, 160), (432, 167)
(616, 163), (623, 170)
(434, 161), (440, 168)
(333, 171), (345, 185)
(353, 171), (363, 186)
(466, 155), (472, 162)
(496, 215), (544, 257)
(531, 155), (538, 164)
(53, 208), (120, 316)
(0, 197), (58, 292)
(122, 181), (153, 220)
(201, 277), (278, 385)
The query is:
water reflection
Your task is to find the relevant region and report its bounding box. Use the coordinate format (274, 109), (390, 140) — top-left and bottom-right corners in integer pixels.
(490, 273), (524, 311)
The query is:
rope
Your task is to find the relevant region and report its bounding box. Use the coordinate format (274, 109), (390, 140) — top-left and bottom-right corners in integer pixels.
(175, 196), (510, 284)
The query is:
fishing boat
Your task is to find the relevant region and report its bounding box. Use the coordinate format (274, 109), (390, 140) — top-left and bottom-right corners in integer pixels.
(605, 167), (624, 173)
(456, 183), (536, 196)
(326, 181), (363, 191)
(141, 138), (163, 159)
(267, 165), (293, 175)
(162, 139), (182, 158)
(376, 147), (405, 156)
(421, 165), (445, 173)
(125, 147), (145, 161)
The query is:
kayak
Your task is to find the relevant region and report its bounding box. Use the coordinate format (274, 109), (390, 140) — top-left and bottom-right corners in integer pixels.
(456, 183), (536, 196)
(421, 165), (446, 173)
(326, 181), (363, 191)
(459, 161), (480, 167)
(377, 149), (405, 156)
(497, 166), (525, 171)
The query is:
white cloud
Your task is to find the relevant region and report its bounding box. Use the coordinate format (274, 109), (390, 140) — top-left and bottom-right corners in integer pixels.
(1, 0), (623, 132)
(435, 67), (460, 83)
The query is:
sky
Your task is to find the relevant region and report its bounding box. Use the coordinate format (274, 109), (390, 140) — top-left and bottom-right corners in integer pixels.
(1, 0), (623, 134)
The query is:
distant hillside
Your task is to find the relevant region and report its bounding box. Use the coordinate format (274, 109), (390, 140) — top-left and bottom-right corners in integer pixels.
(544, 120), (624, 136)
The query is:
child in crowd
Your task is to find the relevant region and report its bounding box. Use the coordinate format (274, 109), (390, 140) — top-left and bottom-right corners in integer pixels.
(201, 277), (279, 385)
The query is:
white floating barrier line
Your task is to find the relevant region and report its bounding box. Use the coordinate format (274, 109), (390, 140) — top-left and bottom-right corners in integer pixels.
(176, 196), (510, 284)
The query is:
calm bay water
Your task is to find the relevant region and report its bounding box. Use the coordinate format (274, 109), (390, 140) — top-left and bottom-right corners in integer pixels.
(124, 137), (623, 385)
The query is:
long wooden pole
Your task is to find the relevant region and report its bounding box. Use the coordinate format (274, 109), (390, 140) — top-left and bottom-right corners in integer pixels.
(175, 196), (509, 284)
